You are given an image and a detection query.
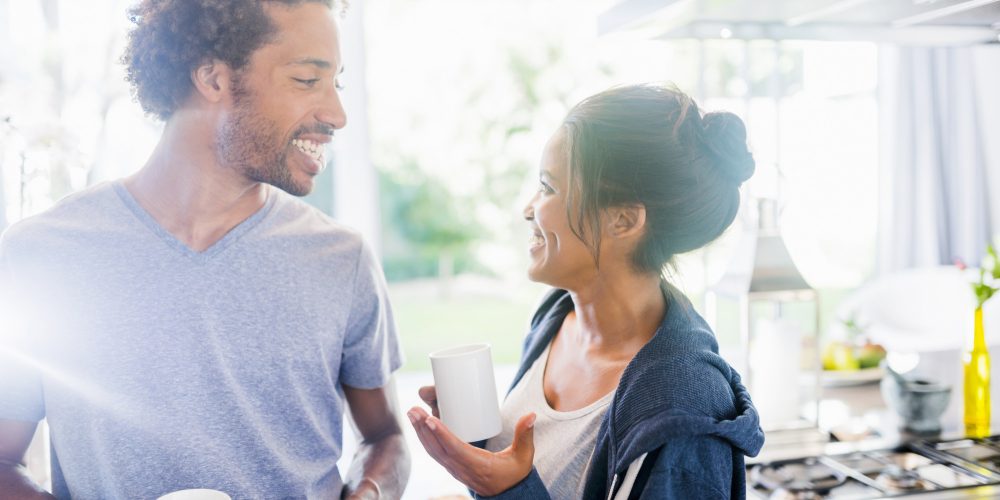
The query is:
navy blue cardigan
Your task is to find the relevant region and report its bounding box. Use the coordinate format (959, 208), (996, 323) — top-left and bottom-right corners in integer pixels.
(474, 286), (764, 499)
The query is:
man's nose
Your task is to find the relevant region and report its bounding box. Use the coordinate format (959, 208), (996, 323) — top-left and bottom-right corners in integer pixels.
(317, 85), (347, 130)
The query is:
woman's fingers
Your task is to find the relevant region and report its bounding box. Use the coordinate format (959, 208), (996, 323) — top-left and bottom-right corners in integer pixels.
(424, 415), (480, 461)
(406, 407), (443, 457)
(423, 416), (495, 484)
(509, 413), (536, 463)
(408, 411), (484, 486)
(417, 385), (441, 418)
(408, 406), (429, 422)
(418, 385), (437, 405)
(408, 408), (453, 463)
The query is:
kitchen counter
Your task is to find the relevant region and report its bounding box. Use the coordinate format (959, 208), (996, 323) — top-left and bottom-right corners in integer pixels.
(757, 348), (1000, 459)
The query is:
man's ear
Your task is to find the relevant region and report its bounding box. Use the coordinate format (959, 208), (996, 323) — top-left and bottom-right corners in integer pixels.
(190, 60), (234, 104)
(606, 204), (646, 239)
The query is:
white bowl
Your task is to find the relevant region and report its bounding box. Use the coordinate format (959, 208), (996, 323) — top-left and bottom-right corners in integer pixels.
(156, 489), (231, 500)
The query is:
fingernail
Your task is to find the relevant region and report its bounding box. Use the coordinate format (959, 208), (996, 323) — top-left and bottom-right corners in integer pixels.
(426, 418), (437, 431)
(406, 411), (417, 424)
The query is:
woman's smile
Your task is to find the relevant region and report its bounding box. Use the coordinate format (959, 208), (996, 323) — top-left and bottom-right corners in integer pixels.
(529, 229), (545, 253)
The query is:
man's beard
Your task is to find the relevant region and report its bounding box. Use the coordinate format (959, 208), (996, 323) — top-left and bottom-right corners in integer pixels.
(217, 77), (311, 196)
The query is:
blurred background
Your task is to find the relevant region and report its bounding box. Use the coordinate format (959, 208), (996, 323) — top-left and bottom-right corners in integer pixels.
(2, 0), (1000, 498)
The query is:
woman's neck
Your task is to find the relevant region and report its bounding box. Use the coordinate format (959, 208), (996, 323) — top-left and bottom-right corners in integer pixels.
(565, 271), (666, 354)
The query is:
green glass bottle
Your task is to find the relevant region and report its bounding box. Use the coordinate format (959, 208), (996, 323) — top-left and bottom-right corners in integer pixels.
(964, 306), (991, 438)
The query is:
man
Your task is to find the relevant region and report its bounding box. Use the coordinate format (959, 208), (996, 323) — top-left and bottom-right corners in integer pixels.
(0, 1), (408, 498)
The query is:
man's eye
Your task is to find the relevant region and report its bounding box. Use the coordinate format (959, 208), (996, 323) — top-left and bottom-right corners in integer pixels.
(334, 79), (345, 91)
(293, 78), (320, 87)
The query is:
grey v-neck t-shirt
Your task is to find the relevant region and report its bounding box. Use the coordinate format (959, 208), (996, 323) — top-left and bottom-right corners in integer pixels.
(0, 181), (402, 499)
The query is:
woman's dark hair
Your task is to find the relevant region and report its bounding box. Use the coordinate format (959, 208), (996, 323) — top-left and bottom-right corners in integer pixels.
(562, 83), (755, 275)
(122, 0), (338, 120)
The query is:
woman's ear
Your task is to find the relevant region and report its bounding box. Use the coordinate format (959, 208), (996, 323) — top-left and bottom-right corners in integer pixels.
(190, 59), (234, 104)
(606, 204), (646, 239)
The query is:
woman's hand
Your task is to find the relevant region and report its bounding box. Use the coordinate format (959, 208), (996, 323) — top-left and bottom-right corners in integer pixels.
(407, 406), (536, 497)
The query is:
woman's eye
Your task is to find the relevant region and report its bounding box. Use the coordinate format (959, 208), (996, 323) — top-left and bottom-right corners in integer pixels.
(538, 182), (553, 194)
(293, 78), (320, 87)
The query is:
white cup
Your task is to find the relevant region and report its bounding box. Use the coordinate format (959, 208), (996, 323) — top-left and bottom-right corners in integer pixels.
(429, 343), (502, 442)
(156, 489), (231, 500)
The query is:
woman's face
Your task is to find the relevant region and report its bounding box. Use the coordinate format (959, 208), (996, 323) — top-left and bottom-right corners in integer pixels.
(522, 129), (599, 288)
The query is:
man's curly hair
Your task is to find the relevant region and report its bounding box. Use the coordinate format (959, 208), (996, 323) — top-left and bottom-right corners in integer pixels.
(122, 0), (340, 120)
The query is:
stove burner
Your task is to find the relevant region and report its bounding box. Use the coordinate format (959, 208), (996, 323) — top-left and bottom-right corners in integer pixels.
(874, 465), (926, 491)
(752, 459), (847, 499)
(767, 487), (824, 499)
(767, 487), (827, 499)
(748, 436), (1000, 499)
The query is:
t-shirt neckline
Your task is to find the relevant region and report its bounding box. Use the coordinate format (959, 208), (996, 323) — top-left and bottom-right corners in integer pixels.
(112, 180), (277, 260)
(533, 343), (615, 421)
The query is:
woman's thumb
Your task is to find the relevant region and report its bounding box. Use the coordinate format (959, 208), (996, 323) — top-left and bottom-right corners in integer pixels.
(511, 413), (536, 461)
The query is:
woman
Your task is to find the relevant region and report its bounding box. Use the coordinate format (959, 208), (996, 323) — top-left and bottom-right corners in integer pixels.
(406, 84), (764, 499)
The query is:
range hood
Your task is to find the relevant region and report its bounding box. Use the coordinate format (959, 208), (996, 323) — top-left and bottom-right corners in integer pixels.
(599, 0), (1000, 45)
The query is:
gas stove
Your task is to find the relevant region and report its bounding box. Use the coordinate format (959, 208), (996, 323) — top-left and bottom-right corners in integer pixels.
(747, 436), (1000, 498)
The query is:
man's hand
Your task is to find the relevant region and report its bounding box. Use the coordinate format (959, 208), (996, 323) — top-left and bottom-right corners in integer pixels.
(406, 407), (535, 497)
(0, 419), (55, 500)
(341, 379), (410, 499)
(342, 476), (381, 500)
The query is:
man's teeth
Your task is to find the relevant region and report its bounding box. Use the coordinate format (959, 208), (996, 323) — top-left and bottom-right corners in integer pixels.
(292, 139), (325, 162)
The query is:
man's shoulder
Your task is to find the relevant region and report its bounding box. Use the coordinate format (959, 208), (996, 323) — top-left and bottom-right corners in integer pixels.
(1, 182), (119, 249)
(269, 189), (353, 230)
(266, 188), (368, 252)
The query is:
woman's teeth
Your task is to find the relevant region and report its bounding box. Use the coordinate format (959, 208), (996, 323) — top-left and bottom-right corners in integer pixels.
(530, 234), (544, 247)
(292, 139), (324, 163)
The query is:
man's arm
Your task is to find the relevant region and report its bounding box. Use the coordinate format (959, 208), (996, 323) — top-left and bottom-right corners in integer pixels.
(341, 378), (410, 499)
(0, 419), (54, 499)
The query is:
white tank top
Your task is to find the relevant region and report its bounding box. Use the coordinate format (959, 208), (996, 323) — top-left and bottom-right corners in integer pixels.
(485, 344), (615, 499)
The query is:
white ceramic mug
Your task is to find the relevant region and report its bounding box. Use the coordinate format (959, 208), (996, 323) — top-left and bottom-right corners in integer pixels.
(156, 489), (231, 500)
(429, 343), (502, 442)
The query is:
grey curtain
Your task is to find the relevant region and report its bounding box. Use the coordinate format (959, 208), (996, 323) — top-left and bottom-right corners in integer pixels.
(0, 0), (8, 233)
(877, 44), (1000, 273)
(0, 165), (7, 233)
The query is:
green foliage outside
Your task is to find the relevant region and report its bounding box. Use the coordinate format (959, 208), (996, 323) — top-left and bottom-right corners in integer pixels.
(391, 285), (542, 372)
(378, 160), (482, 281)
(374, 37), (613, 283)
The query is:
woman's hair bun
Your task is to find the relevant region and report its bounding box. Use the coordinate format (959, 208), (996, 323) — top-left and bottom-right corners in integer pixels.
(701, 111), (755, 184)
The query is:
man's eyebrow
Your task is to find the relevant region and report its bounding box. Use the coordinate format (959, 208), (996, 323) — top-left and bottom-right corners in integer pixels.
(287, 58), (334, 69)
